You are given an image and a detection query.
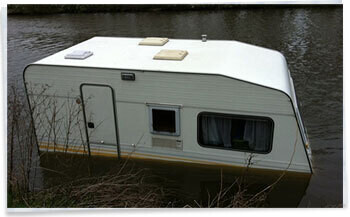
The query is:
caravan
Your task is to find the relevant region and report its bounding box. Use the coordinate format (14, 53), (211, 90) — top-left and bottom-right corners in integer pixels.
(24, 36), (313, 173)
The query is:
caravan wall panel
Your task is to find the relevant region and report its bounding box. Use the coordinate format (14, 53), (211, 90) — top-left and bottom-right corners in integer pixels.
(24, 65), (310, 172)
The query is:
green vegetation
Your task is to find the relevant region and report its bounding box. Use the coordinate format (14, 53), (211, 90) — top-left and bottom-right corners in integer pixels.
(7, 5), (232, 15)
(7, 4), (342, 15)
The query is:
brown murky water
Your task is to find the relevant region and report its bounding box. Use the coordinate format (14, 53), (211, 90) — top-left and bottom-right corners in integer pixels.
(7, 6), (343, 207)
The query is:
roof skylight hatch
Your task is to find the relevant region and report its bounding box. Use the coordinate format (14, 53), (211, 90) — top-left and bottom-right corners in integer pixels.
(139, 37), (169, 46)
(65, 50), (93, 60)
(153, 49), (188, 61)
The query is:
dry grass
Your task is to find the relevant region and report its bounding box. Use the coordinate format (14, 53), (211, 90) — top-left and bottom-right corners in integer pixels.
(186, 168), (269, 208)
(19, 168), (173, 208)
(11, 162), (272, 208)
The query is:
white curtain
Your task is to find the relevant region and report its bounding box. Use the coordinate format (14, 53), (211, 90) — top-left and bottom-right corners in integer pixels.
(243, 120), (271, 151)
(201, 115), (271, 152)
(201, 116), (232, 147)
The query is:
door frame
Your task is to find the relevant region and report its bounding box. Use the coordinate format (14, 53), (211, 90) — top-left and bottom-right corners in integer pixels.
(79, 83), (121, 159)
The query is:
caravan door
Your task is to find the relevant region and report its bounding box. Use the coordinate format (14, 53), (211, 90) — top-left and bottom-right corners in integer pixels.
(80, 84), (120, 158)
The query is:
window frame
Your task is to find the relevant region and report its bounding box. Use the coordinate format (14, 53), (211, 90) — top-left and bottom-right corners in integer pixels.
(148, 105), (181, 136)
(197, 112), (274, 154)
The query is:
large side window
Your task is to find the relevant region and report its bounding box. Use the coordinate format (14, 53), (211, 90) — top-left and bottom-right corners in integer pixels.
(198, 112), (273, 153)
(149, 105), (180, 136)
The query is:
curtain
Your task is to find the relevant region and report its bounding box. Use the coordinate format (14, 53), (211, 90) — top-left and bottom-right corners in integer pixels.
(243, 120), (271, 151)
(201, 116), (232, 147)
(201, 115), (271, 151)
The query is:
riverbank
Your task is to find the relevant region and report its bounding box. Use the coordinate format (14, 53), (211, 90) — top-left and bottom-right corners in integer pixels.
(7, 4), (342, 15)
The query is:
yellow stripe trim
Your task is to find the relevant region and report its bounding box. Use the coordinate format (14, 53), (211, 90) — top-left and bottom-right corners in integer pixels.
(38, 143), (241, 167)
(38, 143), (311, 175)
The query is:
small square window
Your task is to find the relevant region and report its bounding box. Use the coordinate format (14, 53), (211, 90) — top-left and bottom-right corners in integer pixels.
(149, 105), (180, 136)
(152, 109), (176, 133)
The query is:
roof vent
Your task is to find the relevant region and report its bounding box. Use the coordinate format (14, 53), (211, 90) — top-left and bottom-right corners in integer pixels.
(65, 50), (93, 60)
(139, 37), (169, 46)
(153, 49), (188, 61)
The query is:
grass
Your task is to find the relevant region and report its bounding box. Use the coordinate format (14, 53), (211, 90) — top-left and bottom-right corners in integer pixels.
(9, 169), (172, 208)
(7, 151), (276, 208)
(8, 167), (270, 208)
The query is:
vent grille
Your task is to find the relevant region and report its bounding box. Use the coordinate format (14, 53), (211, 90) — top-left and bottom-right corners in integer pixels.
(152, 138), (183, 150)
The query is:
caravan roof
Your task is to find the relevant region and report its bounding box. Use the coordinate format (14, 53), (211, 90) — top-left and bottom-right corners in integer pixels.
(35, 37), (294, 99)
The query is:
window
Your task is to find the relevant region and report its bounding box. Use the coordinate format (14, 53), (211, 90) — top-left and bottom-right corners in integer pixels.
(198, 112), (273, 153)
(149, 105), (180, 136)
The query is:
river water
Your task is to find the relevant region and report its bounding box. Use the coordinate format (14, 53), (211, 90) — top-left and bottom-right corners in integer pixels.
(7, 6), (343, 207)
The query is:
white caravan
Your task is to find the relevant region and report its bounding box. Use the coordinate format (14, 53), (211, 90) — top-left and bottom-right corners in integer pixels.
(24, 36), (313, 173)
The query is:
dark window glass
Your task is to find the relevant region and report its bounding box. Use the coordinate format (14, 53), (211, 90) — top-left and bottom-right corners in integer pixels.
(152, 109), (176, 133)
(198, 113), (273, 153)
